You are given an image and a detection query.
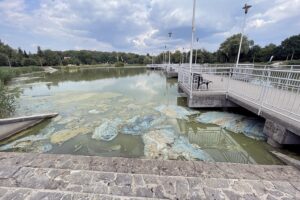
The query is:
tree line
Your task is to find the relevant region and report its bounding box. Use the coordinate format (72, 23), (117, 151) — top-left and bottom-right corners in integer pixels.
(156, 34), (300, 64)
(0, 42), (151, 67)
(0, 33), (299, 67)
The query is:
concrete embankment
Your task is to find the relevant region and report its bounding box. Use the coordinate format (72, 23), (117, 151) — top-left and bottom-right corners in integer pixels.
(0, 113), (58, 141)
(0, 152), (299, 199)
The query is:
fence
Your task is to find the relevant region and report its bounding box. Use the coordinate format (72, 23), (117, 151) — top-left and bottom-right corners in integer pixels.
(178, 64), (300, 123)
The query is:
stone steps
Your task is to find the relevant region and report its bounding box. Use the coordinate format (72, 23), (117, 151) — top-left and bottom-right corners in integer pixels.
(0, 152), (299, 199)
(1, 152), (300, 181)
(0, 187), (157, 200)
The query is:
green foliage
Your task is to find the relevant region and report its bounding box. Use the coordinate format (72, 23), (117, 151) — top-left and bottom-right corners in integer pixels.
(22, 58), (38, 66)
(114, 62), (125, 67)
(0, 83), (16, 118)
(0, 53), (9, 66)
(0, 67), (43, 84)
(1, 34), (299, 66)
(218, 34), (254, 63)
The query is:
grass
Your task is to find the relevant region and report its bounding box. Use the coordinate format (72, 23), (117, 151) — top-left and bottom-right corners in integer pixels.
(0, 66), (43, 84)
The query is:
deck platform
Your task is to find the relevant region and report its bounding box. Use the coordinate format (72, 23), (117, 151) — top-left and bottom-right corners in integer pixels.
(178, 65), (300, 147)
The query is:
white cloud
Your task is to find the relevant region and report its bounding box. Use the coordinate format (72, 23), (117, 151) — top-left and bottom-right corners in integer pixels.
(0, 0), (299, 53)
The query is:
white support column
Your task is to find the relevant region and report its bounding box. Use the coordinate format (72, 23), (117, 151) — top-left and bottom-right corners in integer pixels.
(236, 4), (251, 68)
(189, 0), (196, 98)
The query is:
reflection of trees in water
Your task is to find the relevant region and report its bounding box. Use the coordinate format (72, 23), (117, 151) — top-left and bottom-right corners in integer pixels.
(166, 77), (177, 88)
(45, 68), (147, 86)
(176, 119), (255, 164)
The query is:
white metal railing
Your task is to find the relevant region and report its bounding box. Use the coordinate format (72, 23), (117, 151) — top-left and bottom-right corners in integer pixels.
(178, 64), (300, 123)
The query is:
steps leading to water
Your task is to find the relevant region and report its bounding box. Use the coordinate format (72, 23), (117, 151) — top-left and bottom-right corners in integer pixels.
(0, 152), (299, 199)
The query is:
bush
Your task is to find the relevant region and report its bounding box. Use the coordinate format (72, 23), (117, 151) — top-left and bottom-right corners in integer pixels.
(22, 58), (38, 66)
(285, 60), (300, 65)
(0, 66), (43, 84)
(0, 83), (16, 118)
(114, 62), (125, 67)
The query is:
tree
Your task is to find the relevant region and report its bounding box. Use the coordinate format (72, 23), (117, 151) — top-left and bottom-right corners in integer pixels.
(218, 34), (254, 63)
(22, 58), (38, 66)
(0, 53), (8, 66)
(280, 34), (300, 60)
(43, 50), (61, 66)
(37, 46), (43, 57)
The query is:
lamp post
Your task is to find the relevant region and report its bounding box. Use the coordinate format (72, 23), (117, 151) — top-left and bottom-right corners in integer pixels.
(164, 45), (167, 65)
(189, 0), (197, 98)
(195, 37), (199, 64)
(5, 55), (11, 68)
(236, 3), (252, 68)
(168, 32), (172, 69)
(152, 53), (154, 65)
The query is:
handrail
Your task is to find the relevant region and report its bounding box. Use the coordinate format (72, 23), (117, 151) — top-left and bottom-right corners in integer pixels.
(178, 65), (300, 124)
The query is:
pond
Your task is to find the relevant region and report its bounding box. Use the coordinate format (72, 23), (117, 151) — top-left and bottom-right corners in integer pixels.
(0, 67), (283, 164)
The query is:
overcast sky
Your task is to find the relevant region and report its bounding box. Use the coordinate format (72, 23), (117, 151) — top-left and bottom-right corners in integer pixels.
(0, 0), (299, 54)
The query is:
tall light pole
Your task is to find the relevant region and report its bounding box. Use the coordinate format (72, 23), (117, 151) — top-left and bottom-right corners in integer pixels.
(152, 53), (154, 65)
(5, 55), (11, 68)
(168, 32), (172, 68)
(164, 45), (167, 64)
(182, 48), (184, 64)
(236, 3), (252, 68)
(195, 37), (199, 64)
(189, 0), (196, 98)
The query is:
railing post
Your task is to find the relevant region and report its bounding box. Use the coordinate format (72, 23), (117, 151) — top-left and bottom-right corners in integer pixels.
(258, 66), (270, 115)
(286, 65), (293, 88)
(226, 67), (232, 98)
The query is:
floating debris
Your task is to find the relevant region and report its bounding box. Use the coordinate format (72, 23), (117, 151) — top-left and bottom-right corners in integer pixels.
(74, 144), (83, 152)
(142, 129), (213, 161)
(110, 145), (122, 151)
(56, 92), (122, 104)
(92, 118), (122, 141)
(88, 109), (100, 114)
(121, 115), (165, 135)
(155, 105), (199, 120)
(51, 127), (91, 144)
(196, 111), (266, 140)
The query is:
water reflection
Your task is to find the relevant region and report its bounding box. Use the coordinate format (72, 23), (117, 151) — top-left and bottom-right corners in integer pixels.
(1, 67), (282, 164)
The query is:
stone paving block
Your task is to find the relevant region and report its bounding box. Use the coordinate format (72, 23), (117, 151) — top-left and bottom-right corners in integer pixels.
(135, 187), (154, 198)
(1, 188), (31, 200)
(203, 187), (226, 200)
(152, 185), (165, 199)
(0, 166), (20, 178)
(115, 174), (132, 187)
(29, 191), (71, 200)
(160, 160), (196, 176)
(204, 178), (231, 189)
(175, 177), (189, 199)
(0, 187), (8, 197)
(242, 193), (260, 200)
(223, 190), (243, 200)
(157, 178), (176, 199)
(109, 185), (132, 196)
(132, 174), (145, 187)
(92, 172), (116, 185)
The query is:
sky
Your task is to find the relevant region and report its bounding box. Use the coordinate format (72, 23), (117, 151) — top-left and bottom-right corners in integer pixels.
(0, 0), (299, 54)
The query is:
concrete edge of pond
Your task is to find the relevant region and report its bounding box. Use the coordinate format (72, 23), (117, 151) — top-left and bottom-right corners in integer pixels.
(271, 151), (300, 170)
(0, 113), (58, 141)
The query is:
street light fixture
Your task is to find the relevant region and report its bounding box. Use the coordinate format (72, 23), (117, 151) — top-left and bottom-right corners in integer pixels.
(236, 3), (252, 68)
